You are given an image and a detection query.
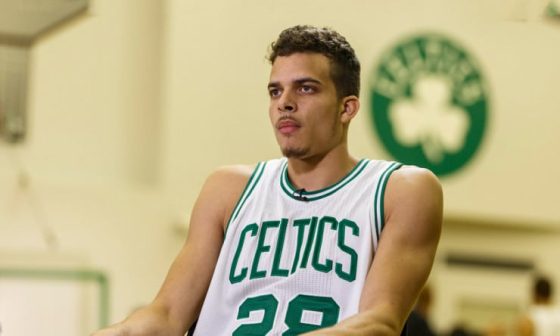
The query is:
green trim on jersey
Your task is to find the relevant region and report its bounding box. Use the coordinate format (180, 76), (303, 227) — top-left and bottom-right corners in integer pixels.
(280, 159), (369, 202)
(224, 162), (267, 237)
(373, 162), (403, 242)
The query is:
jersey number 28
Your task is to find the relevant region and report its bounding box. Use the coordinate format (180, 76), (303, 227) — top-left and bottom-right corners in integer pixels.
(233, 294), (340, 335)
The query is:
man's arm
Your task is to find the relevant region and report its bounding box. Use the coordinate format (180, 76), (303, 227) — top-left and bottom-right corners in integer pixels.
(305, 166), (443, 336)
(91, 165), (253, 336)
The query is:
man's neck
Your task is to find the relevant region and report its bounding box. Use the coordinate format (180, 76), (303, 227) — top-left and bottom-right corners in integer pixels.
(286, 146), (358, 192)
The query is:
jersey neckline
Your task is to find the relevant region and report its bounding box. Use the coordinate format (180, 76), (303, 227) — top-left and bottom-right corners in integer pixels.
(280, 159), (369, 202)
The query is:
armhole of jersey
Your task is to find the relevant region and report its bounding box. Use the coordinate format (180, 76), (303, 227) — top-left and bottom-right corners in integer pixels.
(223, 161), (267, 237)
(372, 162), (403, 250)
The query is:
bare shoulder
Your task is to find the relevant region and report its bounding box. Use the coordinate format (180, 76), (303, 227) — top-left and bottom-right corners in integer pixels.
(202, 164), (256, 205)
(384, 165), (443, 230)
(386, 165), (442, 202)
(206, 164), (255, 189)
(196, 164), (257, 230)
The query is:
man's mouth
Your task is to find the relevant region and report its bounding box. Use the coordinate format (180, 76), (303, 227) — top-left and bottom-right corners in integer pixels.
(277, 119), (301, 135)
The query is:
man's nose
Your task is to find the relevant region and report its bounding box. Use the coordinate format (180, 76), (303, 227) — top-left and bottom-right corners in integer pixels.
(278, 91), (296, 112)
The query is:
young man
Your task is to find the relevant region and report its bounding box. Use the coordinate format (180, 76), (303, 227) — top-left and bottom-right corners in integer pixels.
(93, 25), (442, 336)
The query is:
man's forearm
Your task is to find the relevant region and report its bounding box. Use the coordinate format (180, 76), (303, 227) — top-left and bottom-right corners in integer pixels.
(92, 304), (185, 336)
(302, 310), (403, 336)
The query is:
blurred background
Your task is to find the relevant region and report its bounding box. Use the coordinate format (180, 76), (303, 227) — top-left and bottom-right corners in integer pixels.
(0, 0), (559, 335)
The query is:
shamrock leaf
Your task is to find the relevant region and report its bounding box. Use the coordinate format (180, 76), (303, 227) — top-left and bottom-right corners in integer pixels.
(389, 75), (470, 163)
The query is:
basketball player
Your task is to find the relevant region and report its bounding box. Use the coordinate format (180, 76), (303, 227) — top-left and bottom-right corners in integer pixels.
(92, 25), (442, 336)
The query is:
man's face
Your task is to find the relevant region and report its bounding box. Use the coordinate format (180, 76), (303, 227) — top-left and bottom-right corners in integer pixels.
(268, 53), (346, 159)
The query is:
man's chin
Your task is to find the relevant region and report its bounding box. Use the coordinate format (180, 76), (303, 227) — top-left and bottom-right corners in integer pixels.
(281, 147), (309, 158)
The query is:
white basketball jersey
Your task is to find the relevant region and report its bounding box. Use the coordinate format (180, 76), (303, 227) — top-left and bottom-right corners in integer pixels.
(193, 158), (402, 335)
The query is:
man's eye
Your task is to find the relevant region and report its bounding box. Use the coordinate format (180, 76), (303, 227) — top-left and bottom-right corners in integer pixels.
(269, 89), (281, 97)
(300, 86), (315, 93)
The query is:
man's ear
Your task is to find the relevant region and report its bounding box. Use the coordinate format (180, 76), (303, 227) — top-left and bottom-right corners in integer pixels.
(340, 96), (360, 123)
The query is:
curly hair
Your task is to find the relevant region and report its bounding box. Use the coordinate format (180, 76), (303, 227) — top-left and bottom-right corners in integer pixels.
(267, 25), (361, 98)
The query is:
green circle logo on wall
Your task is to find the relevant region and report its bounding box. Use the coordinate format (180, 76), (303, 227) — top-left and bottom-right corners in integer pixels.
(369, 33), (489, 177)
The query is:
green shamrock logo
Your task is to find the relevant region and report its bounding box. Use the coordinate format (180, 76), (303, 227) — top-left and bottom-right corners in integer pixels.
(369, 33), (489, 177)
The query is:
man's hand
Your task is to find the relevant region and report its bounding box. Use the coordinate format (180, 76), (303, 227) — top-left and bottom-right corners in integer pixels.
(91, 323), (126, 336)
(89, 304), (180, 336)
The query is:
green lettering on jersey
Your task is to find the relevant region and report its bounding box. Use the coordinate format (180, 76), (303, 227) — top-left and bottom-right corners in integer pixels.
(336, 219), (359, 282)
(271, 218), (289, 277)
(250, 220), (280, 279)
(232, 216), (360, 284)
(312, 216), (338, 273)
(291, 218), (311, 274)
(299, 217), (318, 269)
(229, 223), (258, 284)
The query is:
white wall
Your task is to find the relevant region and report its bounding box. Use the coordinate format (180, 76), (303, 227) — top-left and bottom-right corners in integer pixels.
(25, 0), (163, 187)
(0, 0), (179, 330)
(1, 0), (560, 332)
